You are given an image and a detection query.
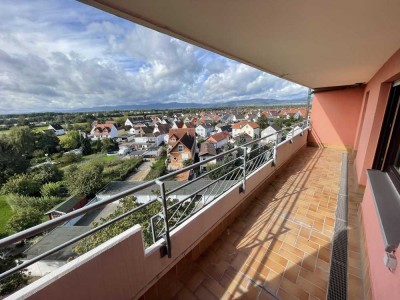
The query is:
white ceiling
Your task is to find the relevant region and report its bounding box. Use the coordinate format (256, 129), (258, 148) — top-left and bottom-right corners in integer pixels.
(82, 0), (400, 88)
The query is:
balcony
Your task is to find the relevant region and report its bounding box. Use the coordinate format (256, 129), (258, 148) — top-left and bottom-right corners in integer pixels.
(1, 123), (370, 299)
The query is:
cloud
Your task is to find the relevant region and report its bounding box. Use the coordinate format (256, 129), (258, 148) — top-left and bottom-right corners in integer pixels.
(0, 0), (308, 114)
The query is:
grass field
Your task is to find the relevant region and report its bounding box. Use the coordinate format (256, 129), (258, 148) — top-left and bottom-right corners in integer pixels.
(0, 195), (13, 236)
(32, 126), (49, 133)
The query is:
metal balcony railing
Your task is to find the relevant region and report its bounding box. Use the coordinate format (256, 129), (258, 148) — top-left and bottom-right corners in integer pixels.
(0, 119), (310, 282)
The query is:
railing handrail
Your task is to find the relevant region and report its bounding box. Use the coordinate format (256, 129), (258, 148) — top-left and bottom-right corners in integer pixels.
(0, 119), (309, 282)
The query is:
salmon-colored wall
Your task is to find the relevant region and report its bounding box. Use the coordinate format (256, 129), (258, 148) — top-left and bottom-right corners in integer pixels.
(355, 49), (400, 185)
(308, 87), (364, 149)
(362, 182), (400, 300)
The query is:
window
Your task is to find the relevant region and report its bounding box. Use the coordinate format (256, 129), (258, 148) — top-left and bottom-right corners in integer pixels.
(178, 144), (183, 152)
(373, 80), (400, 189)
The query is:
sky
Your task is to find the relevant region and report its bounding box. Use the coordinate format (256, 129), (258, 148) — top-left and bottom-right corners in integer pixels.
(0, 0), (308, 114)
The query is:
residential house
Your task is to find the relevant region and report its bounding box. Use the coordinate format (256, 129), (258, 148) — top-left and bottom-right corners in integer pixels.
(183, 122), (196, 129)
(48, 124), (65, 136)
(215, 124), (232, 134)
(195, 124), (214, 138)
(261, 124), (282, 144)
(90, 124), (118, 140)
(199, 143), (217, 172)
(231, 121), (260, 138)
(125, 118), (135, 127)
(206, 131), (230, 149)
(268, 110), (281, 118)
(232, 114), (245, 122)
(172, 120), (184, 129)
(167, 128), (196, 170)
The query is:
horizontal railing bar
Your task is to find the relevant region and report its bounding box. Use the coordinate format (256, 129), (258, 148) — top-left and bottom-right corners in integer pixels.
(158, 122), (308, 181)
(167, 166), (242, 211)
(0, 180), (158, 248)
(0, 121), (309, 280)
(165, 156), (242, 196)
(0, 199), (158, 281)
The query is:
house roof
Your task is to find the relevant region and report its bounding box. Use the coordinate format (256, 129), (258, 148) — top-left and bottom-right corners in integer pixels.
(199, 143), (217, 156)
(267, 124), (282, 132)
(231, 121), (259, 129)
(174, 120), (184, 128)
(45, 195), (85, 215)
(49, 124), (63, 130)
(94, 124), (114, 130)
(184, 122), (196, 128)
(178, 134), (195, 150)
(206, 132), (229, 143)
(24, 226), (91, 261)
(156, 123), (171, 134)
(169, 128), (196, 139)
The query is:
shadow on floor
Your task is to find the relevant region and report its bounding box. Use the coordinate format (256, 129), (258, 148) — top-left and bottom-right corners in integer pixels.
(171, 147), (344, 299)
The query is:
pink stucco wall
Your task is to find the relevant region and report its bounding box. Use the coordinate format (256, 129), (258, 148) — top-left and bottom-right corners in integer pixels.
(355, 49), (400, 185)
(308, 48), (400, 300)
(308, 87), (364, 149)
(357, 49), (400, 300)
(362, 183), (400, 300)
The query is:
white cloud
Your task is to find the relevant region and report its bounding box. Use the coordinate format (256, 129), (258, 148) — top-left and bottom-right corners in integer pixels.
(0, 0), (307, 114)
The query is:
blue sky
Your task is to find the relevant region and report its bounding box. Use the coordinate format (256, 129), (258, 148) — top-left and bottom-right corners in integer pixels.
(0, 0), (308, 114)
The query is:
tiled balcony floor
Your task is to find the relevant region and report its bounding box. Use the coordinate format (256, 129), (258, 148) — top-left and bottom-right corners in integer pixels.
(172, 147), (346, 299)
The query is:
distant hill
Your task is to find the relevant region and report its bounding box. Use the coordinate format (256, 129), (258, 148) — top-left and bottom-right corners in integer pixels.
(67, 98), (308, 113)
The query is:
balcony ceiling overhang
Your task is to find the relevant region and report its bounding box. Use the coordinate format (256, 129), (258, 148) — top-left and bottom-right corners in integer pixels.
(82, 0), (400, 89)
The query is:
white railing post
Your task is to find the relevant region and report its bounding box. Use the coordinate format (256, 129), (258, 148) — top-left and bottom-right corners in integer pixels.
(155, 179), (171, 258)
(241, 146), (247, 193)
(273, 132), (278, 166)
(291, 126), (294, 143)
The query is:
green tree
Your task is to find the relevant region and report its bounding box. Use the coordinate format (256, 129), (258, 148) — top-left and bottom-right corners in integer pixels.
(257, 115), (269, 130)
(0, 137), (29, 186)
(74, 196), (161, 255)
(65, 163), (104, 197)
(58, 153), (81, 166)
(182, 159), (193, 167)
(36, 131), (60, 154)
(17, 115), (27, 126)
(80, 137), (92, 156)
(60, 130), (81, 150)
(40, 182), (67, 197)
(30, 164), (63, 184)
(91, 140), (102, 153)
(0, 251), (27, 296)
(1, 174), (41, 196)
(8, 126), (35, 157)
(6, 208), (43, 233)
(6, 194), (62, 213)
(101, 138), (118, 153)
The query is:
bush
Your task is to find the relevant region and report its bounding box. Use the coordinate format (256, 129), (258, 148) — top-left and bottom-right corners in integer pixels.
(1, 174), (41, 196)
(6, 194), (63, 213)
(30, 164), (63, 184)
(57, 153), (81, 167)
(33, 149), (45, 158)
(6, 208), (43, 233)
(65, 163), (104, 197)
(103, 158), (142, 182)
(0, 251), (27, 296)
(41, 182), (67, 197)
(144, 156), (167, 180)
